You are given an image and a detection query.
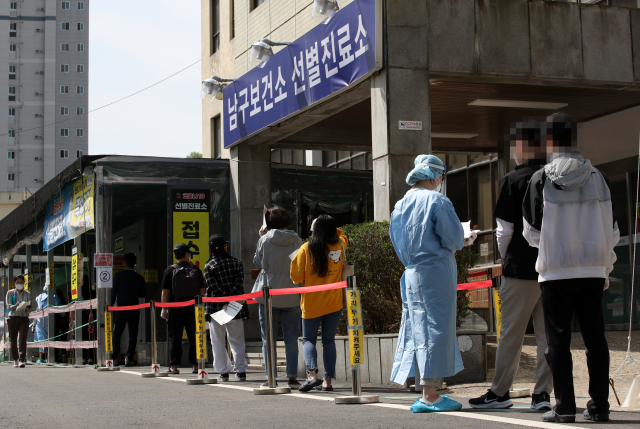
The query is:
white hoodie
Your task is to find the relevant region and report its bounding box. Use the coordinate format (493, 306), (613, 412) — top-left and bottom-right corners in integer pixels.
(522, 154), (619, 283)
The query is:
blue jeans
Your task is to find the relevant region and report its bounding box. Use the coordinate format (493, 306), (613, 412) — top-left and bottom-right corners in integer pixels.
(259, 305), (302, 379)
(302, 309), (342, 379)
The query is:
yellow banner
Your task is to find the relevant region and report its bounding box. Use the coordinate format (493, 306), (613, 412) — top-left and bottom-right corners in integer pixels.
(71, 253), (83, 300)
(173, 211), (209, 270)
(105, 331), (113, 352)
(24, 274), (29, 292)
(195, 305), (206, 332)
(347, 290), (364, 366)
(112, 266), (124, 275)
(196, 332), (207, 361)
(493, 289), (502, 343)
(142, 270), (158, 283)
(69, 175), (95, 236)
(105, 311), (112, 332)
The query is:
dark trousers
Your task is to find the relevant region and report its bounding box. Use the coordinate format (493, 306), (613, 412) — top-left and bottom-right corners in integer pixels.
(8, 316), (29, 362)
(540, 278), (610, 415)
(113, 310), (140, 360)
(169, 307), (196, 366)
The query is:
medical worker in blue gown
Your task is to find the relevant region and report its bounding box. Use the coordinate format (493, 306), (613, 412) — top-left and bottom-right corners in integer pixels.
(33, 286), (61, 364)
(390, 154), (476, 413)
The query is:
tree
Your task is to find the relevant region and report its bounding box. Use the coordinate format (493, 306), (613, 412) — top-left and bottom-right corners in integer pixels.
(187, 152), (202, 159)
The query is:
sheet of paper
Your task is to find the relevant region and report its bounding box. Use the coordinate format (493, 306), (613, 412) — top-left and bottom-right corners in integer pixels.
(16, 301), (30, 312)
(289, 249), (299, 260)
(262, 205), (268, 229)
(461, 221), (471, 239)
(211, 301), (242, 325)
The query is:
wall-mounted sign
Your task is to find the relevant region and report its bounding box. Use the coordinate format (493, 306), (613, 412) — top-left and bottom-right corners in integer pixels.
(172, 190), (211, 270)
(115, 237), (124, 253)
(223, 0), (382, 148)
(399, 121), (422, 130)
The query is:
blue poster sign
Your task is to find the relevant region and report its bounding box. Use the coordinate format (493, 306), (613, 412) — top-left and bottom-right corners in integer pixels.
(223, 0), (381, 148)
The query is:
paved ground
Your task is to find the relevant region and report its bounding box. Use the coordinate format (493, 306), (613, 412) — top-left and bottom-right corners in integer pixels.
(2, 362), (639, 429)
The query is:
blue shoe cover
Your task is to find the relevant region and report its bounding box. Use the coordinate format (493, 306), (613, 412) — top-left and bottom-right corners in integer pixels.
(36, 358), (45, 364)
(410, 396), (463, 413)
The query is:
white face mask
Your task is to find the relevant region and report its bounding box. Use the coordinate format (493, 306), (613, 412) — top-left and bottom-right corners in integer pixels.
(435, 182), (442, 193)
(15, 283), (24, 290)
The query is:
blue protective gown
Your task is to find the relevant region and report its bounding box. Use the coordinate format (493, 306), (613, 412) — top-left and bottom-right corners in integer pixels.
(34, 292), (61, 352)
(389, 188), (465, 384)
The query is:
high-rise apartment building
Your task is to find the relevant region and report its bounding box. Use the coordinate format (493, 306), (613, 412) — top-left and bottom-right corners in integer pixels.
(0, 0), (89, 216)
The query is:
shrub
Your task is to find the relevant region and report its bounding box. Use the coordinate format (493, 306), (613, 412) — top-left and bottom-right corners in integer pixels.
(338, 221), (477, 335)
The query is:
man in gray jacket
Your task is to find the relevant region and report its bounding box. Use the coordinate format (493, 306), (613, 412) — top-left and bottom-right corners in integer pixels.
(253, 206), (303, 388)
(523, 113), (618, 424)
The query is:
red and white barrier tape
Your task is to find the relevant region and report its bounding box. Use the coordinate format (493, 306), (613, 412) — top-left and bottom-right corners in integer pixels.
(4, 340), (98, 349)
(28, 298), (98, 319)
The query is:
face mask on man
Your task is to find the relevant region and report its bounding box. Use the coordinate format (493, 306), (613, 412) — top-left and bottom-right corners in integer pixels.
(15, 283), (24, 290)
(435, 181), (442, 193)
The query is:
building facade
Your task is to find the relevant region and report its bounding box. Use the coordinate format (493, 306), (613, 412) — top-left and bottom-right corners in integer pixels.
(0, 0), (89, 212)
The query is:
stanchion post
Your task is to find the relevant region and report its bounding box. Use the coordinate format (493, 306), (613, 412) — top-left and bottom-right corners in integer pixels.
(142, 301), (167, 378)
(97, 307), (119, 371)
(254, 286), (290, 395)
(335, 276), (378, 404)
(187, 296), (215, 385)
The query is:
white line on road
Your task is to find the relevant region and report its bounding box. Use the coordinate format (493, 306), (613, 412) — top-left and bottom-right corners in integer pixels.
(117, 371), (586, 429)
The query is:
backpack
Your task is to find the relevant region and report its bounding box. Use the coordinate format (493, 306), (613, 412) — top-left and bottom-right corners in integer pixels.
(171, 263), (201, 302)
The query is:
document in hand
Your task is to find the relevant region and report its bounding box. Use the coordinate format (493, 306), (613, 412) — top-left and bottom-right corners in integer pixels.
(16, 301), (30, 312)
(211, 301), (243, 325)
(461, 221), (480, 239)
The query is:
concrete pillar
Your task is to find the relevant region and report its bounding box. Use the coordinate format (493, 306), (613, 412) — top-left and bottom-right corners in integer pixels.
(371, 1), (431, 221)
(74, 236), (83, 364)
(230, 144), (270, 339)
(47, 250), (54, 362)
(25, 246), (31, 282)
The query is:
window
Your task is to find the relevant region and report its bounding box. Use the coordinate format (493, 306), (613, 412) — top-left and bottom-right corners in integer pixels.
(78, 2), (84, 10)
(8, 173), (15, 181)
(35, 49), (44, 54)
(9, 65), (16, 80)
(76, 64), (84, 73)
(61, 43), (69, 51)
(76, 150), (83, 158)
(36, 7), (45, 12)
(34, 135), (43, 140)
(34, 113), (43, 118)
(59, 150), (69, 158)
(61, 22), (69, 30)
(8, 108), (16, 116)
(36, 28), (44, 33)
(76, 128), (84, 137)
(76, 107), (84, 115)
(60, 85), (69, 94)
(212, 0), (220, 54)
(8, 87), (15, 101)
(60, 128), (69, 137)
(10, 23), (16, 37)
(251, 0), (266, 11)
(35, 70), (44, 75)
(10, 2), (17, 9)
(77, 22), (84, 31)
(76, 43), (84, 52)
(212, 115), (221, 158)
(76, 85), (84, 94)
(61, 64), (69, 73)
(35, 157), (43, 160)
(60, 106), (69, 115)
(8, 130), (15, 137)
(62, 2), (70, 9)
(7, 152), (15, 159)
(9, 44), (16, 52)
(34, 92), (44, 97)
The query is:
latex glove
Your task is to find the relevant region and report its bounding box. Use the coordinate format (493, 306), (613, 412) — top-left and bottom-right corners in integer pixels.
(259, 225), (267, 236)
(604, 281), (610, 291)
(464, 231), (478, 246)
(161, 308), (169, 320)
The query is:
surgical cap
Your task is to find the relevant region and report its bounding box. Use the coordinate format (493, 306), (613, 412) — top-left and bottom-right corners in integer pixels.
(405, 155), (445, 186)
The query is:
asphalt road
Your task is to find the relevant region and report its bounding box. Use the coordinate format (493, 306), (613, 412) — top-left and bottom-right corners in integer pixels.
(2, 364), (639, 429)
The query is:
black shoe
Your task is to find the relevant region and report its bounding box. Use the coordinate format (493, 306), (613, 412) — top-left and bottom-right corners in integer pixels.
(531, 392), (552, 410)
(313, 385), (334, 391)
(124, 358), (134, 367)
(469, 389), (513, 409)
(165, 368), (180, 374)
(542, 407), (575, 423)
(218, 373), (229, 382)
(235, 372), (246, 381)
(298, 379), (323, 392)
(583, 409), (609, 422)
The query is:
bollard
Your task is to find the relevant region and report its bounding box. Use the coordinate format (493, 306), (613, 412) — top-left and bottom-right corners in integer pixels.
(335, 276), (378, 404)
(97, 309), (120, 371)
(141, 301), (168, 378)
(187, 296), (216, 385)
(254, 286), (290, 395)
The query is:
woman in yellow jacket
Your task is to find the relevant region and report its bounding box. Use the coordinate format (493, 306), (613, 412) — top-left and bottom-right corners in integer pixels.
(291, 214), (347, 392)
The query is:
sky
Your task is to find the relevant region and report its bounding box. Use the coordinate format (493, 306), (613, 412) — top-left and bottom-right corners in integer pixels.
(89, 0), (202, 158)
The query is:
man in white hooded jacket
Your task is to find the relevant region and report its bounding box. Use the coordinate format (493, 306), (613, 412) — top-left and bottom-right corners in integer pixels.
(522, 113), (619, 424)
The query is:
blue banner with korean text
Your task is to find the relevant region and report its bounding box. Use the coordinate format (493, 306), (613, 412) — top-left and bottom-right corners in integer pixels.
(223, 0), (380, 148)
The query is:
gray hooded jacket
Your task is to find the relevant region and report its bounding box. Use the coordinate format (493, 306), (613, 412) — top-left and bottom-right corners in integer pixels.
(522, 154), (619, 282)
(251, 229), (303, 308)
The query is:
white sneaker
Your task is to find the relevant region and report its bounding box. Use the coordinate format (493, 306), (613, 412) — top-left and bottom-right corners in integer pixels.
(13, 360), (19, 368)
(19, 361), (25, 368)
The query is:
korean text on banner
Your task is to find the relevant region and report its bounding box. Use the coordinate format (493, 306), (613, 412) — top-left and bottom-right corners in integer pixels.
(347, 289), (364, 366)
(172, 190), (210, 270)
(43, 174), (95, 251)
(195, 306), (205, 332)
(196, 332), (207, 361)
(493, 289), (502, 343)
(223, 0), (381, 148)
(71, 253), (83, 300)
(24, 273), (29, 292)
